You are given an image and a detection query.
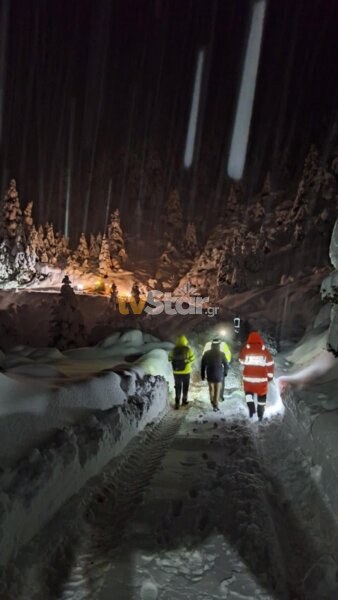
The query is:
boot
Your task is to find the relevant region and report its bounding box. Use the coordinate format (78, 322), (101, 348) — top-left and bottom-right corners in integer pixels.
(257, 404), (265, 421)
(247, 401), (256, 419)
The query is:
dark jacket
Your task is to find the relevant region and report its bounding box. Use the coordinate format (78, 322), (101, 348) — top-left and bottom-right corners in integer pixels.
(201, 347), (228, 383)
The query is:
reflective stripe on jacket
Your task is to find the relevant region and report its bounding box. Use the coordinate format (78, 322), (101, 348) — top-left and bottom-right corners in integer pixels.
(239, 333), (274, 396)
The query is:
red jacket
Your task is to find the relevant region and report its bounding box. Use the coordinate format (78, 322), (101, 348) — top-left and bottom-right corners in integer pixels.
(239, 332), (274, 396)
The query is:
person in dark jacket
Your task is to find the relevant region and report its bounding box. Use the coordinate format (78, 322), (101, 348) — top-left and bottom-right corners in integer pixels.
(201, 340), (228, 411)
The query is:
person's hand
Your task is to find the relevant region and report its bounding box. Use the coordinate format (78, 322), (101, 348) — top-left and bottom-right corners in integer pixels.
(277, 377), (289, 394)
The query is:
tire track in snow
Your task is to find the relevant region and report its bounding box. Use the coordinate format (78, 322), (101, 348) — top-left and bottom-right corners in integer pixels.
(0, 410), (184, 600)
(95, 407), (291, 599)
(254, 418), (338, 599)
(57, 410), (185, 600)
(4, 395), (338, 599)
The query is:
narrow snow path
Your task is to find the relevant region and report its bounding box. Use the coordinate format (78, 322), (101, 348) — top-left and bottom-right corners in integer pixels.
(3, 385), (338, 600)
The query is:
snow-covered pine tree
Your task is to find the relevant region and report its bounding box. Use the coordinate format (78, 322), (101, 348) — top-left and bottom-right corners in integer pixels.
(163, 189), (183, 243)
(107, 209), (128, 266)
(3, 179), (22, 239)
(0, 240), (13, 281)
(25, 243), (37, 273)
(23, 201), (34, 234)
(89, 233), (100, 260)
(28, 225), (38, 254)
(45, 223), (57, 264)
(292, 145), (321, 217)
(184, 222), (198, 257)
(55, 233), (69, 263)
(51, 275), (86, 350)
(75, 232), (89, 269)
(98, 234), (111, 276)
(96, 232), (102, 251)
(36, 225), (46, 260)
(249, 199), (265, 221)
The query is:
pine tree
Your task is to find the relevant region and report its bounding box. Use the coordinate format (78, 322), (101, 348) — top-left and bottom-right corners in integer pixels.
(55, 233), (69, 263)
(0, 240), (13, 281)
(3, 179), (22, 239)
(225, 184), (242, 223)
(28, 225), (39, 254)
(89, 233), (100, 260)
(51, 275), (86, 350)
(290, 144), (323, 222)
(36, 225), (46, 260)
(249, 199), (265, 221)
(108, 209), (128, 266)
(184, 222), (198, 257)
(98, 235), (111, 276)
(23, 201), (34, 234)
(96, 232), (103, 251)
(75, 232), (89, 269)
(25, 243), (37, 273)
(45, 223), (57, 264)
(163, 189), (183, 242)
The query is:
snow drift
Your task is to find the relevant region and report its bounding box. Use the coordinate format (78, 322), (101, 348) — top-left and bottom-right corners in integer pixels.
(0, 330), (173, 565)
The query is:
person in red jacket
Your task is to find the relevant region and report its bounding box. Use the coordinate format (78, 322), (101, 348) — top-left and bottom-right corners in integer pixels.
(238, 331), (274, 421)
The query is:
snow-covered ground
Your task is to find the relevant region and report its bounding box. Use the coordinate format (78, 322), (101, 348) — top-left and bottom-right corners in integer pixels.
(0, 330), (174, 566)
(2, 357), (338, 600)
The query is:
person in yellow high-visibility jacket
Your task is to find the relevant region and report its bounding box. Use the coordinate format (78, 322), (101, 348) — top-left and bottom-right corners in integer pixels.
(203, 338), (232, 362)
(169, 335), (195, 409)
(202, 337), (231, 401)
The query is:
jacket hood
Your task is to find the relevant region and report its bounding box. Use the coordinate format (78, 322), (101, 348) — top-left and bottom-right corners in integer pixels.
(176, 335), (189, 347)
(246, 331), (265, 348)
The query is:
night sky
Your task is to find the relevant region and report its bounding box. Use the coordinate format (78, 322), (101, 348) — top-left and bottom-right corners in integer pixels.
(1, 0), (338, 239)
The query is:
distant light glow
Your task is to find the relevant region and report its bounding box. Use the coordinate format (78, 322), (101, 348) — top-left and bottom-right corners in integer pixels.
(76, 283), (84, 290)
(184, 49), (205, 168)
(227, 0), (266, 180)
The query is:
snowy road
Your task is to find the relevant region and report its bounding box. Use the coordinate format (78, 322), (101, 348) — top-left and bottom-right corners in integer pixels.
(2, 388), (338, 600)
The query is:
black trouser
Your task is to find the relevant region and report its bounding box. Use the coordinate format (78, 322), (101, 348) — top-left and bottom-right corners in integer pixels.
(174, 374), (190, 406)
(246, 393), (266, 420)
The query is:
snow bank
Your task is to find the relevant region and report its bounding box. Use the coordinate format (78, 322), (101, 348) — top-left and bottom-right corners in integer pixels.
(280, 328), (338, 515)
(0, 330), (174, 466)
(0, 329), (174, 564)
(0, 375), (168, 566)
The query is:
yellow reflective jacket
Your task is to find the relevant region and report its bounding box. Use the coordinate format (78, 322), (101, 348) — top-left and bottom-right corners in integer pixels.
(169, 335), (195, 374)
(203, 341), (232, 363)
